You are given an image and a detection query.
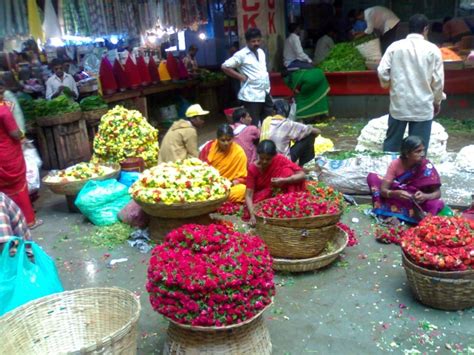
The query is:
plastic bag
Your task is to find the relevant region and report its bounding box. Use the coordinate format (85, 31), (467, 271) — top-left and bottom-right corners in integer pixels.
(118, 200), (149, 228)
(0, 238), (63, 316)
(22, 140), (42, 194)
(75, 179), (131, 226)
(355, 38), (382, 61)
(119, 171), (141, 188)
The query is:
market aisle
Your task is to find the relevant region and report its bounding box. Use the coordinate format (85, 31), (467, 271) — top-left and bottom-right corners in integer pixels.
(33, 194), (474, 354)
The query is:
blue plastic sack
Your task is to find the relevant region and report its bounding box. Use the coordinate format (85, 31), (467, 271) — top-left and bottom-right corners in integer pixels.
(75, 179), (131, 226)
(119, 171), (141, 188)
(0, 238), (64, 316)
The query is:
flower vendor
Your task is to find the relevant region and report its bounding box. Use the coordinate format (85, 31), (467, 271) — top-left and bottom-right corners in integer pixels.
(260, 99), (321, 167)
(245, 140), (306, 226)
(0, 92), (41, 229)
(200, 124), (247, 203)
(158, 104), (208, 164)
(45, 59), (79, 100)
(230, 107), (260, 165)
(367, 135), (444, 224)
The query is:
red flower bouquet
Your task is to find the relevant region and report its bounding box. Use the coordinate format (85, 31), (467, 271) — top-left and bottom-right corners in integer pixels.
(401, 216), (474, 271)
(146, 224), (275, 327)
(255, 192), (341, 219)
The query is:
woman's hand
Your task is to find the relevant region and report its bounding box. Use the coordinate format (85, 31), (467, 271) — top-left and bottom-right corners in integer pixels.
(396, 190), (412, 200)
(232, 179), (240, 186)
(249, 215), (257, 227)
(414, 191), (428, 204)
(271, 177), (286, 187)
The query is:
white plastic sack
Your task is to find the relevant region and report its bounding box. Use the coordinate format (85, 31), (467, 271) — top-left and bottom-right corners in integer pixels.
(455, 145), (474, 173)
(356, 38), (382, 61)
(22, 141), (42, 194)
(355, 115), (449, 163)
(316, 153), (398, 195)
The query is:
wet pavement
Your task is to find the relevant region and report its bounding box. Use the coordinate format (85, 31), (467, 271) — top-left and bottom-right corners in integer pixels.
(28, 115), (473, 354)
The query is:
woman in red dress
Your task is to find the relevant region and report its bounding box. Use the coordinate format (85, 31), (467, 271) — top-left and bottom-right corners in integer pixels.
(0, 91), (41, 229)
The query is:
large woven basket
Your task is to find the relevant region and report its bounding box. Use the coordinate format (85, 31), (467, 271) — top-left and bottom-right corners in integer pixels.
(82, 108), (108, 123)
(163, 303), (271, 354)
(42, 163), (121, 196)
(256, 222), (338, 259)
(402, 252), (474, 311)
(255, 209), (342, 229)
(272, 228), (348, 272)
(0, 287), (141, 354)
(36, 111), (83, 127)
(135, 193), (229, 218)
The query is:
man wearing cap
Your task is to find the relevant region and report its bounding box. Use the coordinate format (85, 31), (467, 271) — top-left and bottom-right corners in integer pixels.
(158, 104), (208, 163)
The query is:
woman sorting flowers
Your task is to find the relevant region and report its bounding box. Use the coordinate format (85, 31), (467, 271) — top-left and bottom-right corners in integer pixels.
(246, 140), (306, 226)
(200, 124), (247, 202)
(367, 136), (444, 224)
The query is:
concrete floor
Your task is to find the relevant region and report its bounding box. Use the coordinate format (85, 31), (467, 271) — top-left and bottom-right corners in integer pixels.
(29, 115), (473, 354)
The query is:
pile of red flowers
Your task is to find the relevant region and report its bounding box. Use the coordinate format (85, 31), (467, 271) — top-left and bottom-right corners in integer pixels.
(375, 224), (407, 245)
(401, 216), (474, 271)
(306, 181), (345, 208)
(146, 224), (275, 327)
(336, 222), (359, 247)
(255, 191), (340, 219)
(216, 201), (244, 216)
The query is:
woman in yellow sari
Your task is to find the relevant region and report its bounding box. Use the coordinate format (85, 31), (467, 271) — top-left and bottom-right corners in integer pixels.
(200, 124), (247, 202)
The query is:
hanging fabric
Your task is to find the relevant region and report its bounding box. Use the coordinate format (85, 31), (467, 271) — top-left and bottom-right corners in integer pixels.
(86, 0), (108, 36)
(27, 0), (44, 42)
(43, 0), (62, 40)
(77, 0), (91, 36)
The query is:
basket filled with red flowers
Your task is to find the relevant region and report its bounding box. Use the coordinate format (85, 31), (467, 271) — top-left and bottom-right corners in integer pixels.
(147, 223), (274, 354)
(254, 192), (343, 259)
(400, 215), (474, 311)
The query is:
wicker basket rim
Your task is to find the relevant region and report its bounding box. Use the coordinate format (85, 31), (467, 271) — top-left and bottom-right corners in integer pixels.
(402, 251), (474, 277)
(135, 192), (229, 209)
(42, 163), (121, 187)
(255, 210), (343, 222)
(0, 287), (141, 352)
(272, 229), (348, 265)
(166, 301), (272, 331)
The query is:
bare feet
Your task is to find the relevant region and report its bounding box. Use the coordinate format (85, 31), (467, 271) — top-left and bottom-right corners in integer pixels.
(29, 219), (44, 230)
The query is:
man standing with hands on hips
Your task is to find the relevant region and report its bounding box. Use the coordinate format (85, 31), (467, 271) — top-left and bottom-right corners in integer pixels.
(222, 28), (272, 126)
(377, 14), (445, 155)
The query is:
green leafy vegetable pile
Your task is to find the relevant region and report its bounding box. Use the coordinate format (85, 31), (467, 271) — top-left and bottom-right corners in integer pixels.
(199, 70), (226, 83)
(81, 222), (133, 249)
(319, 43), (366, 72)
(80, 95), (108, 112)
(18, 94), (80, 121)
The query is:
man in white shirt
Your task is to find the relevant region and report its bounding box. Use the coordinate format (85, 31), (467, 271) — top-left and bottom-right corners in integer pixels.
(377, 14), (446, 154)
(362, 6), (400, 54)
(221, 28), (272, 126)
(314, 28), (336, 65)
(45, 59), (79, 100)
(283, 23), (313, 69)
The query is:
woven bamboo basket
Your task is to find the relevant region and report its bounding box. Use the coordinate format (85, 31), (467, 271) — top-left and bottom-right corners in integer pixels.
(42, 163), (121, 196)
(272, 228), (348, 272)
(36, 110), (83, 127)
(255, 209), (342, 229)
(0, 287), (141, 354)
(82, 108), (108, 123)
(163, 303), (272, 354)
(402, 252), (474, 311)
(135, 193), (229, 218)
(256, 222), (338, 259)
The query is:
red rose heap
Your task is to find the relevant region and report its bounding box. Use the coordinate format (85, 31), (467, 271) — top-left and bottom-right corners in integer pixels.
(146, 224), (275, 327)
(401, 216), (474, 271)
(255, 191), (341, 219)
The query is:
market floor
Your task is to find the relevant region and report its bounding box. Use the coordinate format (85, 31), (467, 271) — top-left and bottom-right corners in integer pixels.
(30, 116), (473, 354)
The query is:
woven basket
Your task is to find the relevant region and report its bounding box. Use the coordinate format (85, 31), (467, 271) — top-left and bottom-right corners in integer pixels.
(135, 193), (229, 218)
(42, 163), (121, 196)
(256, 222), (338, 259)
(163, 304), (271, 354)
(0, 287), (141, 354)
(272, 228), (348, 272)
(36, 111), (83, 127)
(255, 209), (342, 229)
(402, 252), (474, 311)
(82, 108), (108, 123)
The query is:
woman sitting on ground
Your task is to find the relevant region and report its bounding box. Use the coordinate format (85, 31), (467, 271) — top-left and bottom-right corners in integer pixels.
(367, 135), (444, 224)
(200, 124), (247, 203)
(261, 99), (321, 167)
(246, 140), (306, 226)
(230, 108), (260, 165)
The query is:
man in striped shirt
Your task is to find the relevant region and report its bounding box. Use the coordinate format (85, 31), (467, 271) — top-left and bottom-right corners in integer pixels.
(0, 192), (31, 256)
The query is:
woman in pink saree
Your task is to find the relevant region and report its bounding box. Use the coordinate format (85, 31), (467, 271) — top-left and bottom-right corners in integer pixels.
(367, 136), (444, 224)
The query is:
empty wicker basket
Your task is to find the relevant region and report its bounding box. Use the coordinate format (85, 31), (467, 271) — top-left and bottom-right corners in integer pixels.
(402, 252), (474, 311)
(163, 304), (272, 354)
(0, 287), (141, 354)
